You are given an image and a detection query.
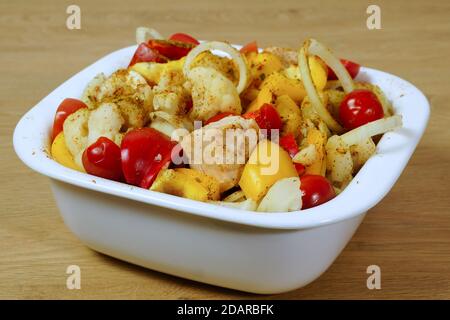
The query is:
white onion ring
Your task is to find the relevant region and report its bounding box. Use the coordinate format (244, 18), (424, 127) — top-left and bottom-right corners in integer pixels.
(308, 39), (355, 94)
(183, 41), (248, 94)
(299, 40), (344, 133)
(135, 27), (164, 44)
(340, 115), (402, 146)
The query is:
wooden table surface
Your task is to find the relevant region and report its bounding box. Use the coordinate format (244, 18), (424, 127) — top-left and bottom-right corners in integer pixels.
(1, 0), (449, 299)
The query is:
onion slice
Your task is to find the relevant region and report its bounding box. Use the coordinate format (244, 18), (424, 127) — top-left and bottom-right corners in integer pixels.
(136, 27), (164, 44)
(308, 39), (355, 94)
(183, 41), (248, 94)
(298, 40), (344, 133)
(340, 115), (403, 146)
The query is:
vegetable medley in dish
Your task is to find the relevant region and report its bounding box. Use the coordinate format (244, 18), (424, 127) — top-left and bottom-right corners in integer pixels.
(50, 27), (402, 213)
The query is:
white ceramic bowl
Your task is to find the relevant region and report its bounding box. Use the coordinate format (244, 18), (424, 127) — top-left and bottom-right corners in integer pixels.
(13, 45), (429, 294)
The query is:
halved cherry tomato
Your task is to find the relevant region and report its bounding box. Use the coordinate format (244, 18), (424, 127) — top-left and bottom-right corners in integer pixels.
(243, 103), (282, 137)
(121, 128), (177, 189)
(148, 39), (194, 60)
(328, 59), (360, 80)
(82, 137), (123, 181)
(240, 41), (258, 54)
(278, 133), (305, 176)
(169, 33), (200, 45)
(339, 89), (384, 130)
(52, 98), (87, 141)
(204, 112), (236, 125)
(300, 175), (336, 209)
(128, 42), (168, 67)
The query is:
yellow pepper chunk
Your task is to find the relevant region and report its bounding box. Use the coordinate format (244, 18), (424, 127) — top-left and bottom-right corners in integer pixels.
(284, 56), (328, 91)
(239, 139), (298, 202)
(51, 132), (82, 171)
(245, 86), (274, 113)
(131, 58), (185, 85)
(260, 72), (306, 103)
(304, 128), (326, 176)
(248, 52), (283, 86)
(150, 168), (220, 201)
(275, 95), (302, 137)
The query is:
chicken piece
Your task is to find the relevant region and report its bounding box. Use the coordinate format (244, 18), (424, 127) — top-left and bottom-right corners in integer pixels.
(264, 47), (298, 67)
(187, 67), (242, 121)
(180, 116), (259, 192)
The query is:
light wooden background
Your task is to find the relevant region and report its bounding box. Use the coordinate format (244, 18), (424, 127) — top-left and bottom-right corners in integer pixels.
(1, 0), (449, 299)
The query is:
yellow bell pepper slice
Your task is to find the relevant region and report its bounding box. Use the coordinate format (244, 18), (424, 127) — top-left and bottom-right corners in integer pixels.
(51, 132), (82, 171)
(260, 72), (306, 103)
(275, 95), (302, 137)
(239, 139), (298, 202)
(304, 128), (326, 176)
(248, 52), (283, 85)
(245, 86), (274, 113)
(284, 56), (328, 91)
(150, 168), (220, 201)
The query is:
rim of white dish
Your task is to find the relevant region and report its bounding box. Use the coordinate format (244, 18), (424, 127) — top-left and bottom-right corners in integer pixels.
(13, 44), (430, 230)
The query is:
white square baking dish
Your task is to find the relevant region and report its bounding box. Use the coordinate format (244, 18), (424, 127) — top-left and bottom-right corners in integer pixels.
(13, 45), (429, 294)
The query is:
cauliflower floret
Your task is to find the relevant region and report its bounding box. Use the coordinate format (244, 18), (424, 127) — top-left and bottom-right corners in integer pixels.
(190, 51), (239, 85)
(63, 103), (126, 168)
(87, 103), (124, 145)
(81, 69), (153, 129)
(63, 108), (90, 168)
(153, 68), (191, 115)
(81, 73), (107, 109)
(187, 67), (241, 121)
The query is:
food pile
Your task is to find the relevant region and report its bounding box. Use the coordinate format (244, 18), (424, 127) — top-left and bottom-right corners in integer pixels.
(50, 27), (402, 212)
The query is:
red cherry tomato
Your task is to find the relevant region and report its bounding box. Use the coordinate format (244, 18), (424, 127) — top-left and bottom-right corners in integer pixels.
(52, 98), (87, 141)
(148, 39), (194, 60)
(128, 42), (168, 67)
(278, 134), (305, 176)
(300, 175), (336, 209)
(243, 103), (282, 137)
(82, 137), (123, 181)
(328, 59), (360, 80)
(121, 128), (177, 189)
(204, 112), (236, 125)
(339, 89), (384, 130)
(169, 33), (200, 45)
(240, 41), (258, 54)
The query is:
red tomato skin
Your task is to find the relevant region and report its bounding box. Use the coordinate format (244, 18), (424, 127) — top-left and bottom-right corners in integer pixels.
(278, 134), (305, 176)
(240, 41), (258, 54)
(120, 128), (177, 189)
(300, 175), (336, 209)
(339, 89), (384, 130)
(204, 112), (236, 125)
(279, 134), (299, 157)
(148, 40), (194, 60)
(243, 103), (283, 136)
(169, 33), (200, 45)
(82, 137), (123, 181)
(328, 59), (361, 80)
(128, 43), (168, 67)
(52, 98), (88, 141)
(294, 163), (306, 176)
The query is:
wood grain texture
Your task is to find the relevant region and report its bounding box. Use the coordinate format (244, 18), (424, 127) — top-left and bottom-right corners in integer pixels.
(1, 0), (449, 299)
